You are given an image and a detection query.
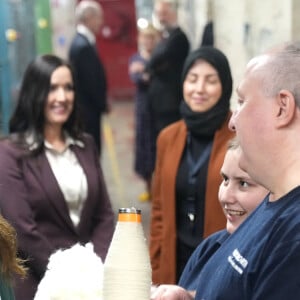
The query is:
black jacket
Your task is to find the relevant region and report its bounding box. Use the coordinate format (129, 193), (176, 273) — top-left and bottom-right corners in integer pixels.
(69, 33), (107, 116)
(146, 27), (190, 134)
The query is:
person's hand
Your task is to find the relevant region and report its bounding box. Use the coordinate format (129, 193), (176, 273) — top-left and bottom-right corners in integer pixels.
(129, 61), (145, 73)
(150, 284), (195, 300)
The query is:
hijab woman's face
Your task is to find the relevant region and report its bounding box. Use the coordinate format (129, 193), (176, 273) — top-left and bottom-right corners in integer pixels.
(183, 59), (222, 112)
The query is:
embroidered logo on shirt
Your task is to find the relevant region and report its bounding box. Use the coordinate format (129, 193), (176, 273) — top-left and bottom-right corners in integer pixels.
(228, 248), (248, 274)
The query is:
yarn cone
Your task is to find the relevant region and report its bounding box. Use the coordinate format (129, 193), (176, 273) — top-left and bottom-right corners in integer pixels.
(102, 208), (152, 300)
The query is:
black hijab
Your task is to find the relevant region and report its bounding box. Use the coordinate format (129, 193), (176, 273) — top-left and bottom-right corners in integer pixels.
(180, 46), (233, 137)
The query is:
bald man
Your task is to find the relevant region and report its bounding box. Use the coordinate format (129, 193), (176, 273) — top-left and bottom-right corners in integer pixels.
(69, 0), (108, 155)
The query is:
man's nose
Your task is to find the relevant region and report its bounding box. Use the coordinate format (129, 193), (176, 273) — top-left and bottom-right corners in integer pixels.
(228, 111), (237, 131)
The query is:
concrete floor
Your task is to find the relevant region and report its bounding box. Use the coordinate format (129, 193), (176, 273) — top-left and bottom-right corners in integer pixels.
(101, 99), (152, 240)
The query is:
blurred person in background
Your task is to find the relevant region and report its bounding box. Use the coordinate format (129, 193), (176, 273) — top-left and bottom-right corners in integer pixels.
(128, 23), (161, 202)
(145, 0), (190, 140)
(150, 46), (234, 284)
(0, 54), (114, 300)
(69, 0), (108, 155)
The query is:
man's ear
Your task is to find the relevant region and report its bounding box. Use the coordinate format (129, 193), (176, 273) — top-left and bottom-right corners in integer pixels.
(275, 89), (296, 128)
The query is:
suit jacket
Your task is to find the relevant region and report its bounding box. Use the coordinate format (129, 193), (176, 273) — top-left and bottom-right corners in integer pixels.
(146, 27), (190, 135)
(69, 33), (107, 152)
(150, 113), (235, 284)
(69, 33), (107, 115)
(0, 134), (114, 299)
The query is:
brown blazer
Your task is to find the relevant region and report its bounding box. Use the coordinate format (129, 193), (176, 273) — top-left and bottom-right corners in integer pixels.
(150, 113), (235, 284)
(0, 134), (114, 300)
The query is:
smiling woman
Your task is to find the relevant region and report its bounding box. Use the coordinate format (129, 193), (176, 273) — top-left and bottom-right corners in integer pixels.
(9, 55), (82, 155)
(183, 60), (222, 112)
(0, 54), (115, 300)
(44, 66), (75, 133)
(218, 138), (268, 234)
(149, 46), (235, 285)
(150, 138), (268, 300)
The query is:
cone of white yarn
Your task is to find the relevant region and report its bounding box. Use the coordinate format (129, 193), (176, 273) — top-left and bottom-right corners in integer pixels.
(102, 207), (152, 300)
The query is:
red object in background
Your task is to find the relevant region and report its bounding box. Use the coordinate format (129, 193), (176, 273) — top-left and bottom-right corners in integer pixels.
(96, 0), (138, 101)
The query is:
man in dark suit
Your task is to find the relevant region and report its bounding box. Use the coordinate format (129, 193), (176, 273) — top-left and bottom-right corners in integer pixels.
(146, 0), (190, 139)
(69, 0), (108, 155)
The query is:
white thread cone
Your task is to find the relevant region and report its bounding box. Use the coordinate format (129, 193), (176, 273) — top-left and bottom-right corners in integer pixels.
(102, 208), (152, 300)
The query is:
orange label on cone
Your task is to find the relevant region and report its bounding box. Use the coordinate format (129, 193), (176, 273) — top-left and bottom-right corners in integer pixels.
(118, 213), (142, 223)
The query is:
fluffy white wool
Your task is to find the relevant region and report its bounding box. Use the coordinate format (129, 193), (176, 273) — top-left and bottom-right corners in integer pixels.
(34, 243), (103, 300)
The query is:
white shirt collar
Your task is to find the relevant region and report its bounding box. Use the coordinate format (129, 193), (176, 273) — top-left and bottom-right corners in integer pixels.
(44, 134), (84, 152)
(77, 24), (96, 45)
(26, 131), (84, 151)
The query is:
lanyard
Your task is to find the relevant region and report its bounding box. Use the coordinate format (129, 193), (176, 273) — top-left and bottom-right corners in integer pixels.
(186, 133), (213, 223)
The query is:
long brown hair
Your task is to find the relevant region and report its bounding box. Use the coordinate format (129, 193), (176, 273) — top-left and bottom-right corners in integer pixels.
(0, 215), (26, 280)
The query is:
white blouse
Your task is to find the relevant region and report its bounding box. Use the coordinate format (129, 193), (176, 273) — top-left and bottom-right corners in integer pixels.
(44, 137), (88, 227)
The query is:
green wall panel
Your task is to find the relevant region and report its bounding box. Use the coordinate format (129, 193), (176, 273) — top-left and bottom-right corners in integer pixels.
(35, 0), (53, 54)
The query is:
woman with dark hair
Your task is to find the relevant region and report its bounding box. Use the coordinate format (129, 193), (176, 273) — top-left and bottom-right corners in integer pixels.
(149, 46), (235, 284)
(0, 54), (114, 299)
(9, 55), (82, 151)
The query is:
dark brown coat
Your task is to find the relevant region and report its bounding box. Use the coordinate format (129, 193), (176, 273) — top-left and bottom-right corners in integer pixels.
(150, 113), (234, 284)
